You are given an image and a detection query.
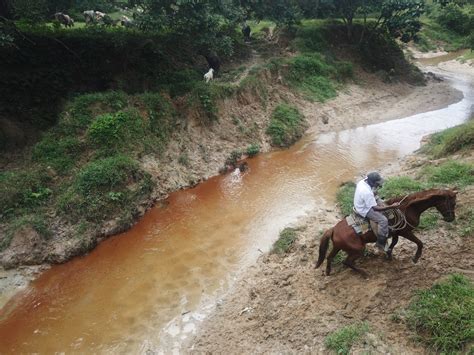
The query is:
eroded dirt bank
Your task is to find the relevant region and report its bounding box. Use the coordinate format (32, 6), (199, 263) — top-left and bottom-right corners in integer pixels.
(187, 59), (473, 353)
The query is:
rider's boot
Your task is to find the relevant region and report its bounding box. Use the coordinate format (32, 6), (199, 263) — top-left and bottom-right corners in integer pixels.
(375, 235), (387, 253)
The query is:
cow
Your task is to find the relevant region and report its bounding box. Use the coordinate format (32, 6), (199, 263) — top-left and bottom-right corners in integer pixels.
(54, 12), (74, 28)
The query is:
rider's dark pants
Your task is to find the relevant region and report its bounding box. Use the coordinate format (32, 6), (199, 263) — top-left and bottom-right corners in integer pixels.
(366, 208), (388, 245)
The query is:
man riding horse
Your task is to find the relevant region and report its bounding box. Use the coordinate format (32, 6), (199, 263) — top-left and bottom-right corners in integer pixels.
(353, 172), (400, 253)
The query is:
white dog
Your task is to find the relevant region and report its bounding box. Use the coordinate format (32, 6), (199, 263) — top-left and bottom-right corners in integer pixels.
(204, 68), (214, 83)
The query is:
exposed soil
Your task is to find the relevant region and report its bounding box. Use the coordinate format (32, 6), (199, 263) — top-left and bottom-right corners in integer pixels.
(186, 58), (474, 353)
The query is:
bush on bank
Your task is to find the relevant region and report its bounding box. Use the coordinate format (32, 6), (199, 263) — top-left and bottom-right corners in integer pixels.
(267, 104), (307, 147)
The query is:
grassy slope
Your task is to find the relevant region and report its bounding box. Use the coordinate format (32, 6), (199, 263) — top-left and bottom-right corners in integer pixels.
(0, 21), (415, 265)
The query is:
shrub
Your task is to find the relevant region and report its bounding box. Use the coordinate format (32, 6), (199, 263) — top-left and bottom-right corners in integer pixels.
(190, 82), (219, 123)
(336, 182), (356, 216)
(246, 144), (260, 157)
(435, 3), (472, 35)
(286, 54), (337, 102)
(293, 24), (327, 52)
(63, 91), (128, 133)
(267, 104), (306, 147)
(272, 227), (298, 254)
(32, 134), (83, 174)
(225, 150), (242, 167)
(87, 109), (145, 154)
(59, 155), (152, 223)
(0, 169), (52, 216)
(325, 322), (370, 355)
(405, 274), (473, 353)
(74, 155), (140, 194)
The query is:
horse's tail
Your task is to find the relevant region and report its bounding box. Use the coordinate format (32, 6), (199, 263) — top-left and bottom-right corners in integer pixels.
(315, 227), (333, 269)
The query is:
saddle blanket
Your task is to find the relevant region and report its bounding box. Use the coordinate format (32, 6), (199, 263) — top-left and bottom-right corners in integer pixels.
(346, 213), (371, 235)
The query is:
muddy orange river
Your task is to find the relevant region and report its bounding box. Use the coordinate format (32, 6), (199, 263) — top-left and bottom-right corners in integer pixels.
(0, 67), (472, 353)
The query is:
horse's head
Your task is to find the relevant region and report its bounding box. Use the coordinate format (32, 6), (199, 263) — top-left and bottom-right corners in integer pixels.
(435, 189), (458, 222)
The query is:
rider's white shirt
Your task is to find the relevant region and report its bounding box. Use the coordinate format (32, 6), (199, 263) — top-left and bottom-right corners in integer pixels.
(354, 179), (377, 217)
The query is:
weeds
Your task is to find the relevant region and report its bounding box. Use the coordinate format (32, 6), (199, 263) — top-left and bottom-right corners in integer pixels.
(405, 274), (473, 353)
(325, 322), (370, 355)
(422, 161), (474, 188)
(272, 227), (298, 254)
(420, 120), (474, 158)
(378, 176), (426, 199)
(74, 155), (140, 194)
(246, 144), (260, 157)
(267, 104), (306, 147)
(336, 181), (356, 216)
(0, 169), (52, 217)
(59, 155), (152, 222)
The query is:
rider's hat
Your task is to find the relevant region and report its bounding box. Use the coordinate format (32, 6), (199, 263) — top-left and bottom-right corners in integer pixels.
(367, 172), (384, 187)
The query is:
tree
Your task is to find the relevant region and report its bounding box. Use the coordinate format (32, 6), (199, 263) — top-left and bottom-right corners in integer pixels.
(249, 0), (302, 26)
(373, 0), (424, 42)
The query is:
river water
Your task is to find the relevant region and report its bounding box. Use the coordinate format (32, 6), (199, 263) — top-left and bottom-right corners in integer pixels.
(0, 62), (472, 353)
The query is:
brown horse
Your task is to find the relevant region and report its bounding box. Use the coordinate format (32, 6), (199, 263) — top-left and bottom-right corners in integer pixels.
(315, 188), (458, 277)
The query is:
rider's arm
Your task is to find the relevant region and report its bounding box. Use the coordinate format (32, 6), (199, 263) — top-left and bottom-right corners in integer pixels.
(373, 202), (400, 212)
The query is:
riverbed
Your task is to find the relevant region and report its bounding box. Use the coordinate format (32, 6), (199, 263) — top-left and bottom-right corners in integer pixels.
(0, 56), (472, 353)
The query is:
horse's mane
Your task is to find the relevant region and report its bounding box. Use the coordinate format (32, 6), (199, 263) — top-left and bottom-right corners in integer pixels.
(386, 188), (455, 207)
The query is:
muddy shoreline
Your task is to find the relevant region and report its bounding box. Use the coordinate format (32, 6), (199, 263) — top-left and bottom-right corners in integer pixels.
(186, 57), (473, 353)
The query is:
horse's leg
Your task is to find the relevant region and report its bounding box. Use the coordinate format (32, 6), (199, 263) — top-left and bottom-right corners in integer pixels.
(403, 231), (423, 263)
(325, 246), (340, 276)
(343, 251), (368, 278)
(386, 236), (399, 260)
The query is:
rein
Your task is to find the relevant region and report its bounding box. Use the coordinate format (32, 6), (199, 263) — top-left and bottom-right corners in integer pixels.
(387, 208), (416, 231)
(386, 194), (415, 231)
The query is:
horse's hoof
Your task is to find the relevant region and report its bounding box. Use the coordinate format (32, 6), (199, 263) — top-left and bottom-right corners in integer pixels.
(412, 257), (419, 264)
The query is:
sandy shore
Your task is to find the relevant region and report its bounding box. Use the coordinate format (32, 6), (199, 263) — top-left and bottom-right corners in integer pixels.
(186, 57), (473, 353)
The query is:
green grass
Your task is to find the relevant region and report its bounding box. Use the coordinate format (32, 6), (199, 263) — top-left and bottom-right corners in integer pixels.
(336, 182), (356, 216)
(272, 227), (298, 254)
(405, 274), (474, 353)
(32, 134), (83, 174)
(0, 91), (177, 250)
(0, 168), (52, 217)
(266, 103), (307, 147)
(417, 18), (470, 52)
(378, 176), (426, 200)
(246, 144), (260, 157)
(59, 155), (152, 223)
(285, 54), (352, 102)
(325, 322), (370, 355)
(420, 120), (474, 158)
(421, 161), (474, 188)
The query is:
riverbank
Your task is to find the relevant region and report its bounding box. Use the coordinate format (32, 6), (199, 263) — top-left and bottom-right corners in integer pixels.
(0, 61), (464, 309)
(186, 56), (473, 353)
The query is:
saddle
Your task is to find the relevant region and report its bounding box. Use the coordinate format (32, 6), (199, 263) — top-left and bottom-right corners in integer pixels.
(346, 208), (395, 236)
(346, 210), (373, 236)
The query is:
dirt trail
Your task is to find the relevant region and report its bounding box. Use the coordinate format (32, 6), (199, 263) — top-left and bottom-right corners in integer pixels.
(187, 58), (474, 353)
